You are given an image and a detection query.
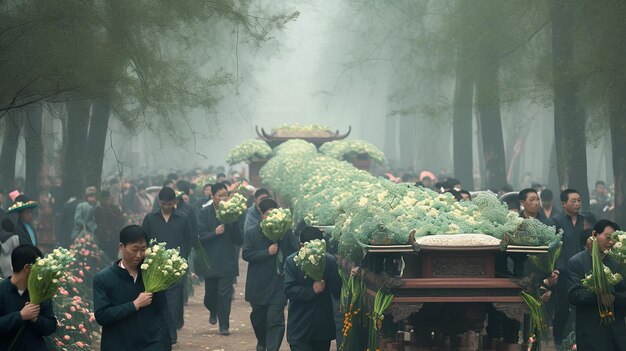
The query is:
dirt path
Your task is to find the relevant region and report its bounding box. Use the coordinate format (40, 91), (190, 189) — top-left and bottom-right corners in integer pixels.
(174, 258), (332, 351)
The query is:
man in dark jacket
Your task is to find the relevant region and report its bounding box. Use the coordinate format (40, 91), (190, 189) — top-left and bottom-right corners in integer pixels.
(94, 190), (123, 261)
(568, 219), (626, 351)
(243, 198), (299, 351)
(141, 187), (192, 343)
(0, 244), (56, 351)
(284, 226), (341, 351)
(197, 182), (243, 335)
(93, 225), (170, 351)
(553, 188), (586, 345)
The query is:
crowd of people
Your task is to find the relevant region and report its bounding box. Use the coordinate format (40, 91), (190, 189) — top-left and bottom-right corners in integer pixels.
(0, 166), (624, 350)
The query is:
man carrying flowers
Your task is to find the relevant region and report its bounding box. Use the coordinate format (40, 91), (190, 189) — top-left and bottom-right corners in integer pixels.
(142, 187), (192, 344)
(93, 225), (170, 351)
(568, 219), (626, 350)
(197, 182), (243, 335)
(243, 198), (299, 351)
(284, 226), (341, 351)
(0, 244), (56, 351)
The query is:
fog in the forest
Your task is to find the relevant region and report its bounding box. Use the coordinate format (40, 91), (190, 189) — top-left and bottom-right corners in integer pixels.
(2, 0), (620, 197)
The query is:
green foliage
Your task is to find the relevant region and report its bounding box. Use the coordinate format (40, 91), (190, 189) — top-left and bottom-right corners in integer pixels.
(0, 0), (299, 136)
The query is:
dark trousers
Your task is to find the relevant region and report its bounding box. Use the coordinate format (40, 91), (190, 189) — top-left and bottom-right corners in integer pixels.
(250, 303), (286, 351)
(165, 283), (184, 342)
(553, 271), (573, 344)
(289, 340), (331, 351)
(204, 276), (235, 330)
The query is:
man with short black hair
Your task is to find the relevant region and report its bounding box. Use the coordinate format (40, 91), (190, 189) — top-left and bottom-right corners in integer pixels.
(519, 188), (554, 226)
(198, 182), (243, 335)
(553, 188), (586, 345)
(0, 244), (56, 350)
(93, 225), (170, 351)
(243, 198), (299, 351)
(284, 227), (341, 351)
(244, 188), (271, 234)
(568, 219), (626, 350)
(540, 189), (560, 220)
(142, 187), (192, 344)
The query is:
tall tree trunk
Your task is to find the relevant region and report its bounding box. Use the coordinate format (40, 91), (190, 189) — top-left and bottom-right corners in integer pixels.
(24, 104), (44, 197)
(85, 98), (110, 189)
(610, 103), (626, 224)
(475, 53), (507, 190)
(551, 0), (590, 208)
(0, 110), (24, 188)
(62, 100), (91, 199)
(452, 49), (474, 190)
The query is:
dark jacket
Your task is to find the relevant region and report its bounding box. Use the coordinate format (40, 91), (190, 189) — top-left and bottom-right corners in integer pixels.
(554, 212), (586, 271)
(94, 203), (123, 260)
(0, 278), (56, 351)
(242, 225), (299, 305)
(197, 206), (243, 278)
(284, 252), (341, 344)
(93, 261), (168, 351)
(12, 220), (37, 247)
(142, 209), (192, 258)
(244, 206), (262, 234)
(176, 201), (197, 238)
(568, 250), (626, 351)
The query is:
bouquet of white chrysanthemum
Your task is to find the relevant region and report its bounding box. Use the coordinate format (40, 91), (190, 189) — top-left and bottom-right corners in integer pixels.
(293, 239), (326, 281)
(216, 193), (248, 224)
(141, 242), (188, 293)
(582, 239), (623, 323)
(226, 140), (273, 165)
(609, 230), (626, 273)
(8, 248), (75, 350)
(261, 208), (293, 242)
(29, 248), (75, 304)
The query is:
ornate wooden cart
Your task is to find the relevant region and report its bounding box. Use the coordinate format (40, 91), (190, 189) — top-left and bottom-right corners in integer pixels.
(335, 233), (547, 351)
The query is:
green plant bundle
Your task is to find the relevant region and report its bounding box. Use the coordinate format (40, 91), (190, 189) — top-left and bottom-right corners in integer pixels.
(368, 289), (394, 351)
(521, 291), (548, 351)
(581, 239), (623, 323)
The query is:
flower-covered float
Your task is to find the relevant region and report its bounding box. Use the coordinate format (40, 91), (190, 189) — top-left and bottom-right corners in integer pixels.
(228, 136), (561, 350)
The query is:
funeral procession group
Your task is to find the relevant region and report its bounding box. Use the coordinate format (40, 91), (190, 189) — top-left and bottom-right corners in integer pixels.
(0, 124), (623, 351)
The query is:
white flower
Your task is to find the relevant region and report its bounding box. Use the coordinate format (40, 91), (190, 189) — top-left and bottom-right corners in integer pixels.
(616, 242), (623, 249)
(153, 245), (160, 252)
(141, 264), (149, 270)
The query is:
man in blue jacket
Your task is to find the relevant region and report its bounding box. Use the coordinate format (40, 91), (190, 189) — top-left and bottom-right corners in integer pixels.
(93, 225), (170, 351)
(0, 244), (56, 351)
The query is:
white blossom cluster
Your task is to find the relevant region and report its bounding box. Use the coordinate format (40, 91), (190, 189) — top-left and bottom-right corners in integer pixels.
(226, 139), (272, 165)
(141, 242), (188, 293)
(29, 247), (75, 304)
